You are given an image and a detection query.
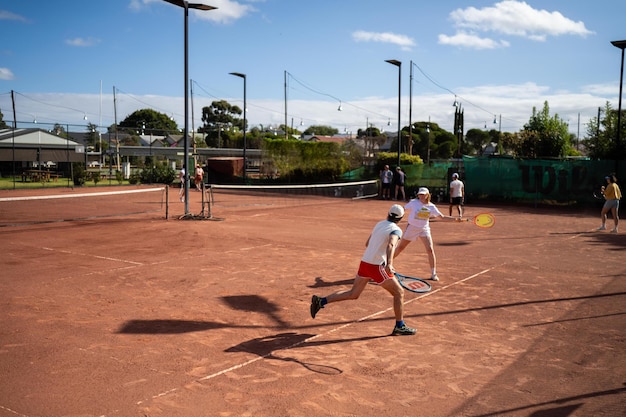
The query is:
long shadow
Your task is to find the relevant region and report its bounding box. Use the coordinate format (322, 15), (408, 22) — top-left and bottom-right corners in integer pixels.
(401, 291), (626, 322)
(117, 319), (227, 334)
(523, 311), (626, 327)
(225, 331), (387, 374)
(116, 291), (626, 334)
(304, 291), (626, 332)
(468, 383), (626, 417)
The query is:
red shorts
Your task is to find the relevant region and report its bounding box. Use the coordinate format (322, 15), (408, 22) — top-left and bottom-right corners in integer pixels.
(357, 261), (393, 284)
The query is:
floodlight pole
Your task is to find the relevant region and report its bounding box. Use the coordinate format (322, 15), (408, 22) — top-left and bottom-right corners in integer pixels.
(163, 0), (216, 215)
(385, 60), (402, 168)
(611, 40), (626, 167)
(229, 72), (247, 181)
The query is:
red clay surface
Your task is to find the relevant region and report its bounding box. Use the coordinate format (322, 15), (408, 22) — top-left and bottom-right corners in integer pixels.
(1, 185), (625, 417)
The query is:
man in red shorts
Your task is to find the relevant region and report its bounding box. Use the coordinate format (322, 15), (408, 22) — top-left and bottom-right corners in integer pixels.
(310, 204), (416, 336)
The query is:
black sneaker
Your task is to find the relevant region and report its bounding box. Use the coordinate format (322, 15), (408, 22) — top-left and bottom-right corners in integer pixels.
(391, 324), (417, 336)
(310, 295), (323, 318)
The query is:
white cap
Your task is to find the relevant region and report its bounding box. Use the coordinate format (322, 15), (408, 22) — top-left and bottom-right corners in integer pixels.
(417, 187), (430, 195)
(388, 204), (405, 219)
(452, 173), (459, 178)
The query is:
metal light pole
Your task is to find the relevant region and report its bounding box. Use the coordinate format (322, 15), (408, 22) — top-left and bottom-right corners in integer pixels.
(163, 0), (217, 216)
(229, 72), (247, 181)
(408, 60), (413, 156)
(385, 59), (402, 168)
(611, 40), (626, 165)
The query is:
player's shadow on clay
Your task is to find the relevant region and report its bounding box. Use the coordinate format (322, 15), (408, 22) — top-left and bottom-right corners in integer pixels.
(221, 294), (288, 328)
(226, 332), (386, 374)
(117, 295), (288, 334)
(117, 319), (225, 334)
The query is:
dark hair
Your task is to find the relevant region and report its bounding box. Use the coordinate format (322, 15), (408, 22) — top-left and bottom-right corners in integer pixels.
(606, 174), (618, 183)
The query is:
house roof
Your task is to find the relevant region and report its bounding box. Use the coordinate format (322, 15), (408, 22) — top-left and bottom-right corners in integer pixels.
(0, 128), (80, 146)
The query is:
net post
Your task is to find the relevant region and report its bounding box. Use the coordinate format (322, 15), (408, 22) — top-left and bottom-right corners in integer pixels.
(165, 185), (169, 220)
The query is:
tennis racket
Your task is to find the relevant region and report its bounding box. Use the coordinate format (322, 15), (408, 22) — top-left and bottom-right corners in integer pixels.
(593, 186), (605, 200)
(463, 212), (495, 228)
(394, 272), (432, 293)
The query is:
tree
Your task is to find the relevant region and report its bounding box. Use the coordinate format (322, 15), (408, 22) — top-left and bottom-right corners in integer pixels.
(52, 124), (67, 138)
(118, 109), (178, 136)
(85, 123), (100, 151)
(200, 100), (243, 147)
(465, 128), (491, 156)
(583, 102), (623, 159)
(520, 101), (570, 158)
(0, 108), (8, 128)
(358, 126), (385, 159)
(303, 125), (338, 136)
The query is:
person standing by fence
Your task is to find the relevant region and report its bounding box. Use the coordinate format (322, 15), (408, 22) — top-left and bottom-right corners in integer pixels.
(380, 165), (393, 200)
(394, 167), (406, 201)
(449, 173), (464, 217)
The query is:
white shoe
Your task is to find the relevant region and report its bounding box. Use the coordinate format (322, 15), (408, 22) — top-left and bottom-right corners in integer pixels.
(610, 228), (618, 234)
(430, 274), (440, 281)
(597, 225), (606, 231)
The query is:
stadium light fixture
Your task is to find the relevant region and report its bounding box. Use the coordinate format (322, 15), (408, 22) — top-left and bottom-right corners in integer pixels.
(229, 72), (247, 181)
(162, 0), (217, 216)
(385, 59), (402, 168)
(611, 39), (626, 164)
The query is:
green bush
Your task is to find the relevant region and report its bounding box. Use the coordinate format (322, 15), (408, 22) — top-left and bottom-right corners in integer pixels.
(137, 163), (176, 185)
(91, 171), (101, 186)
(72, 163), (87, 186)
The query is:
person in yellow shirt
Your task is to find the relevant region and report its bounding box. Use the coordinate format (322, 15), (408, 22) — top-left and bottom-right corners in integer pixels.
(597, 174), (622, 233)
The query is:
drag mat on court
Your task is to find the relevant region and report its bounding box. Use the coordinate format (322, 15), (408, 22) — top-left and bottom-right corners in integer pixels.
(1, 186), (624, 417)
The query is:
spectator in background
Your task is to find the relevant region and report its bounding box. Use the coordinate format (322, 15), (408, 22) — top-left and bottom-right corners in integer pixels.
(597, 174), (621, 233)
(380, 165), (393, 200)
(449, 172), (464, 217)
(178, 167), (185, 202)
(194, 164), (204, 191)
(394, 166), (406, 201)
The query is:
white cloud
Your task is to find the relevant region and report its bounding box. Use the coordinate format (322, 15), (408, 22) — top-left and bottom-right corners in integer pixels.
(352, 30), (416, 51)
(438, 32), (509, 49)
(0, 67), (14, 80)
(439, 1), (594, 50)
(0, 10), (28, 22)
(65, 37), (100, 47)
(581, 83), (619, 97)
(193, 0), (255, 25)
(449, 1), (594, 41)
(130, 0), (253, 23)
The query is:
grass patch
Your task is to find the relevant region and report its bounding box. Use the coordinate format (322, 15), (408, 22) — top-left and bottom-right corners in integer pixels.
(0, 176), (130, 190)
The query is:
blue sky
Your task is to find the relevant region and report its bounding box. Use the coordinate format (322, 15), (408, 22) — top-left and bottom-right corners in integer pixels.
(1, 0), (625, 139)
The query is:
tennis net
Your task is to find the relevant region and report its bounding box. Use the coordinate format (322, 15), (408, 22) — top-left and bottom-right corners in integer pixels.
(201, 180), (378, 215)
(0, 186), (167, 227)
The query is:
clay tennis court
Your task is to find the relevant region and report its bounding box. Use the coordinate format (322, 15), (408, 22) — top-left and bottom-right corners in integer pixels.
(1, 185), (625, 417)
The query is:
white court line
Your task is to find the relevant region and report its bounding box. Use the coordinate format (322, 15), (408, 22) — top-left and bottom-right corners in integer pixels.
(0, 405), (30, 417)
(131, 265), (502, 410)
(0, 187), (163, 202)
(42, 247), (143, 265)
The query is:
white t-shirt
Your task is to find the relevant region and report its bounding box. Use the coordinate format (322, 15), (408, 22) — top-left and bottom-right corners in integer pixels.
(404, 199), (443, 231)
(361, 220), (402, 265)
(381, 169), (393, 184)
(450, 179), (464, 198)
